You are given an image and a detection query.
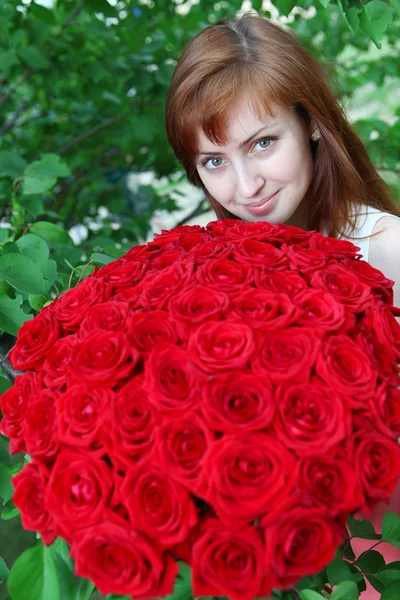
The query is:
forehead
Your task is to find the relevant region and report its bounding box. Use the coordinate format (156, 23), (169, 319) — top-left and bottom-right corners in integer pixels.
(196, 99), (282, 150)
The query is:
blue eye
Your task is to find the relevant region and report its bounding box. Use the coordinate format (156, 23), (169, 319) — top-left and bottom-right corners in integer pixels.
(202, 157), (224, 169)
(254, 137), (276, 151)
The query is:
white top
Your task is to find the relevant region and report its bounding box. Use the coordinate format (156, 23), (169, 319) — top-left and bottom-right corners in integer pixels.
(337, 205), (400, 262)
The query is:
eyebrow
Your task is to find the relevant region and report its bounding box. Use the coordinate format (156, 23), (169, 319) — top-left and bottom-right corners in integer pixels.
(197, 123), (277, 157)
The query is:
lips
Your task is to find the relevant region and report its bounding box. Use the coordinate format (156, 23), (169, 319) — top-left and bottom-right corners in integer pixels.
(242, 190), (280, 217)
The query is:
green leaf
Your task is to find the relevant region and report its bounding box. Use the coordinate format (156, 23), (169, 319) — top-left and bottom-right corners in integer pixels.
(1, 506), (20, 520)
(49, 541), (77, 600)
(0, 49), (19, 72)
(318, 0), (331, 7)
(0, 436), (10, 466)
(8, 543), (60, 600)
(359, 0), (394, 49)
(0, 151), (27, 180)
(274, 0), (298, 16)
(0, 253), (45, 295)
(376, 563), (400, 586)
(0, 376), (12, 394)
(75, 578), (95, 600)
(22, 155), (70, 195)
(330, 580), (359, 600)
(0, 556), (9, 578)
(28, 295), (48, 311)
(382, 512), (400, 549)
(299, 591), (325, 600)
(87, 0), (117, 17)
(16, 234), (49, 262)
(381, 581), (400, 600)
(18, 46), (51, 70)
(347, 515), (381, 540)
(390, 0), (400, 16)
(89, 252), (115, 265)
(356, 550), (385, 574)
(327, 558), (363, 585)
(0, 293), (33, 336)
(29, 222), (71, 245)
(0, 466), (13, 504)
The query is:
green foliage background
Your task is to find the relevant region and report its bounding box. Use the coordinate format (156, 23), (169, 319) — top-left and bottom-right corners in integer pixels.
(0, 1), (399, 599)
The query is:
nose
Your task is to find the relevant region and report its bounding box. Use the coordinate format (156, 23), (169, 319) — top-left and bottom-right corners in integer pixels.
(235, 166), (265, 200)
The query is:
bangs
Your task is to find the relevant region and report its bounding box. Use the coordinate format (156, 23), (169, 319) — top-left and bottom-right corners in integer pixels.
(181, 64), (292, 157)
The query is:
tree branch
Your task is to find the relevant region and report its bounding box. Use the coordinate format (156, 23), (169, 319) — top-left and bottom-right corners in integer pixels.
(175, 198), (211, 227)
(0, 99), (30, 137)
(0, 70), (32, 110)
(58, 113), (128, 155)
(0, 354), (23, 383)
(0, 0), (89, 109)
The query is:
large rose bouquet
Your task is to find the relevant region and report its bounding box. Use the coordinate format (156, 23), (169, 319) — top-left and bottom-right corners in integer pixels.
(1, 219), (400, 600)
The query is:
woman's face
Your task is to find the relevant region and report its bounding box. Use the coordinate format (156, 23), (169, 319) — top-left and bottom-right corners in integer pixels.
(195, 99), (314, 228)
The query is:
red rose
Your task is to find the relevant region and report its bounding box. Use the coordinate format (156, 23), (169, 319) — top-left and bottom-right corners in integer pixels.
(354, 434), (400, 506)
(251, 327), (321, 384)
(153, 411), (214, 491)
(196, 257), (254, 291)
(80, 301), (132, 336)
(231, 239), (289, 269)
(57, 383), (109, 456)
(24, 390), (59, 461)
(186, 240), (230, 265)
(121, 462), (197, 547)
(0, 372), (40, 453)
(69, 330), (139, 387)
(262, 506), (345, 588)
(231, 289), (299, 331)
(352, 323), (398, 383)
(310, 264), (372, 312)
(293, 289), (347, 331)
(201, 371), (274, 433)
(298, 456), (363, 515)
(104, 376), (157, 470)
(316, 335), (377, 403)
(153, 224), (204, 245)
(176, 231), (211, 250)
(46, 450), (113, 541)
(283, 244), (328, 271)
(97, 260), (147, 292)
(8, 311), (60, 371)
(343, 257), (394, 303)
(309, 232), (360, 258)
(192, 518), (267, 600)
(12, 462), (56, 545)
(42, 335), (78, 390)
(254, 269), (307, 297)
(202, 434), (297, 526)
(53, 276), (108, 331)
(368, 383), (400, 439)
(146, 343), (199, 414)
(70, 515), (179, 598)
(149, 247), (185, 270)
(188, 320), (255, 373)
(274, 382), (348, 455)
(370, 302), (400, 359)
(128, 310), (178, 356)
(224, 219), (280, 242)
(140, 261), (194, 309)
(169, 285), (229, 340)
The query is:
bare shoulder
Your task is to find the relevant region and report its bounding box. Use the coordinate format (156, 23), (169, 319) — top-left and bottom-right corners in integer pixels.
(369, 216), (400, 265)
(369, 216), (400, 307)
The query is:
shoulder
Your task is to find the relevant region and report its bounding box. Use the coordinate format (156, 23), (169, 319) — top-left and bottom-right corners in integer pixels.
(369, 215), (400, 306)
(369, 215), (400, 261)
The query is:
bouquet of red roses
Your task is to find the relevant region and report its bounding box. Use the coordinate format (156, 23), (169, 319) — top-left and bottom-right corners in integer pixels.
(1, 219), (400, 600)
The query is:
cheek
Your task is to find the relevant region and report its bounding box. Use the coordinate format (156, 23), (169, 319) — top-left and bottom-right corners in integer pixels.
(270, 142), (313, 185)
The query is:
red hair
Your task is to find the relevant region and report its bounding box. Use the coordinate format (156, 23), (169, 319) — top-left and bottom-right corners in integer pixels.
(165, 14), (399, 237)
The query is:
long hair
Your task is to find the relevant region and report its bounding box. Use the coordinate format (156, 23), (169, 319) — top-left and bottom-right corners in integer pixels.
(165, 14), (399, 237)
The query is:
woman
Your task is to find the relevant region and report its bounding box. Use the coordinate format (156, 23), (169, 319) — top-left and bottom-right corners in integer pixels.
(165, 13), (400, 598)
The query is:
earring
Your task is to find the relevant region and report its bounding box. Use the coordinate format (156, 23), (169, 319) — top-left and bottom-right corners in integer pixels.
(311, 129), (321, 142)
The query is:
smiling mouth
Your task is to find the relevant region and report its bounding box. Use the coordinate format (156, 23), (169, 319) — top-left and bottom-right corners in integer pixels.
(246, 191), (279, 208)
